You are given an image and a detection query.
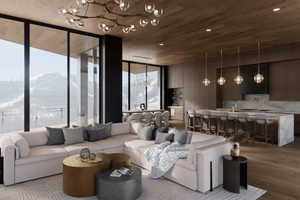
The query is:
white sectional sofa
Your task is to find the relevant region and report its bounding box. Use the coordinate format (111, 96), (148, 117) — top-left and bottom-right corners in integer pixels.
(0, 123), (231, 193)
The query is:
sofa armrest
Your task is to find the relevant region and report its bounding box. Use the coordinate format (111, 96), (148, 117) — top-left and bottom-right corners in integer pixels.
(195, 142), (231, 193)
(0, 136), (16, 185)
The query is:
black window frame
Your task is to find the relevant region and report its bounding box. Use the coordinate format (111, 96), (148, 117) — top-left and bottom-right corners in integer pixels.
(122, 60), (165, 111)
(0, 13), (103, 132)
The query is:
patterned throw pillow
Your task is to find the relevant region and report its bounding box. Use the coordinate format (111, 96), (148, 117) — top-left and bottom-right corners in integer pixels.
(155, 132), (174, 144)
(94, 122), (112, 138)
(138, 125), (154, 140)
(63, 127), (84, 145)
(85, 127), (107, 142)
(46, 127), (65, 145)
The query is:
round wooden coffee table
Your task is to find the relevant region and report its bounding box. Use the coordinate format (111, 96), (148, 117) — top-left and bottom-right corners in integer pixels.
(63, 153), (110, 197)
(63, 153), (131, 197)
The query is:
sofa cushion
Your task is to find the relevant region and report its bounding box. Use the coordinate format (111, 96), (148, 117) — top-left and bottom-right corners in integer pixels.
(131, 122), (145, 134)
(46, 127), (65, 145)
(94, 122), (112, 138)
(63, 127), (84, 145)
(15, 145), (68, 166)
(20, 128), (48, 147)
(124, 139), (155, 150)
(64, 134), (138, 154)
(10, 134), (30, 159)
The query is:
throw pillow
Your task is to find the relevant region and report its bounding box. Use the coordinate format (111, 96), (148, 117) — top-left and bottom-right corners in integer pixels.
(46, 127), (65, 145)
(10, 134), (30, 158)
(130, 122), (145, 134)
(94, 122), (112, 138)
(138, 125), (154, 140)
(158, 127), (169, 133)
(63, 127), (84, 145)
(155, 132), (174, 144)
(174, 130), (188, 144)
(72, 124), (93, 141)
(85, 127), (107, 142)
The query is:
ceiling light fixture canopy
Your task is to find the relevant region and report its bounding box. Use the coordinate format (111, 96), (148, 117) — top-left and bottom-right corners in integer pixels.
(234, 47), (244, 85)
(217, 48), (226, 86)
(202, 52), (211, 87)
(254, 40), (264, 84)
(58, 0), (164, 34)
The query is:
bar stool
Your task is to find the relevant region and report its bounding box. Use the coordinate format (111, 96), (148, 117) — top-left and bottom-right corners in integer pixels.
(217, 112), (229, 136)
(235, 113), (251, 140)
(253, 114), (275, 144)
(202, 111), (217, 134)
(186, 110), (196, 131)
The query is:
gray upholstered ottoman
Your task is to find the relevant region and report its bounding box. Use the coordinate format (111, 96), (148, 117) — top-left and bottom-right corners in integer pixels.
(96, 167), (142, 200)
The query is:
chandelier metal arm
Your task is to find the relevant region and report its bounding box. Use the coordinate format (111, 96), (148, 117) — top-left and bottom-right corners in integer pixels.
(88, 1), (148, 18)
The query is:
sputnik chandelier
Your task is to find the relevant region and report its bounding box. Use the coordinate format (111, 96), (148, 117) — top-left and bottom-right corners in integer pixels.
(58, 0), (164, 34)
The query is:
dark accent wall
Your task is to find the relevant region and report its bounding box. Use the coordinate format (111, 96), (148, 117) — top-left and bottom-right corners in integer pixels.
(101, 35), (123, 123)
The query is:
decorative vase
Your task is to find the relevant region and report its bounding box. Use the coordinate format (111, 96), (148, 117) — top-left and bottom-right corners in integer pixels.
(231, 143), (240, 158)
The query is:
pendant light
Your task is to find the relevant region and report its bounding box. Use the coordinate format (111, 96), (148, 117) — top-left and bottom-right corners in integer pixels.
(234, 47), (244, 85)
(217, 48), (226, 86)
(254, 40), (264, 84)
(202, 52), (211, 87)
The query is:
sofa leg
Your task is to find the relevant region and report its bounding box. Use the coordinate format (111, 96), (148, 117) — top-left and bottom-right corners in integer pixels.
(210, 161), (213, 192)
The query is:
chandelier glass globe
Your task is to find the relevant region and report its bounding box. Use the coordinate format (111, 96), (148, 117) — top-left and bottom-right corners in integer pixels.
(119, 0), (130, 11)
(145, 3), (155, 13)
(122, 26), (130, 33)
(254, 73), (264, 84)
(153, 9), (164, 17)
(139, 18), (149, 27)
(217, 76), (226, 86)
(150, 18), (159, 26)
(202, 78), (211, 87)
(234, 75), (244, 85)
(99, 23), (112, 33)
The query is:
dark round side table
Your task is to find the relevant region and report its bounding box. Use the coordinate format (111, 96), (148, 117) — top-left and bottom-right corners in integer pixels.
(223, 155), (248, 193)
(96, 167), (142, 200)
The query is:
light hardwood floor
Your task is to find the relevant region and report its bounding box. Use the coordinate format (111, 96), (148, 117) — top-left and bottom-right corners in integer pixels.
(169, 120), (300, 200)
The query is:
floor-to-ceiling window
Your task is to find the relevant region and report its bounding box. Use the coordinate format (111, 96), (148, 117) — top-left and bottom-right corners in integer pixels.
(147, 66), (161, 110)
(130, 63), (147, 111)
(70, 33), (99, 125)
(122, 61), (163, 111)
(0, 14), (102, 134)
(30, 25), (68, 129)
(0, 18), (24, 133)
(122, 62), (129, 111)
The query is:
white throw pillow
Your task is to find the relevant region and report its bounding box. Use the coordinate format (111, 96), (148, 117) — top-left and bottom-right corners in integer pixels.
(131, 122), (145, 134)
(20, 129), (48, 147)
(10, 134), (30, 159)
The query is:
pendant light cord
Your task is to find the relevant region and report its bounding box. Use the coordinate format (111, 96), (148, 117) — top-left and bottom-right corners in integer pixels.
(237, 47), (240, 75)
(205, 52), (208, 78)
(220, 48), (223, 76)
(258, 40), (261, 73)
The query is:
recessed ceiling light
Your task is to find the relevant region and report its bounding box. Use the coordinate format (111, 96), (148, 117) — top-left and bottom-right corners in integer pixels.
(206, 28), (212, 32)
(159, 42), (165, 46)
(273, 8), (281, 12)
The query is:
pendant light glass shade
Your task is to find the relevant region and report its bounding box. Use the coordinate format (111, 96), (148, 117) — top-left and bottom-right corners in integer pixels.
(217, 49), (226, 86)
(254, 41), (264, 84)
(234, 47), (244, 85)
(202, 53), (211, 87)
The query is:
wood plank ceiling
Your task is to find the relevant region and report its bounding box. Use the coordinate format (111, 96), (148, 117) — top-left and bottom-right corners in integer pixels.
(1, 0), (300, 65)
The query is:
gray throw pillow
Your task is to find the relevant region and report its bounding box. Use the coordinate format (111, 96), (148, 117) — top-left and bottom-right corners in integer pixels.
(72, 124), (93, 141)
(86, 127), (106, 142)
(138, 125), (154, 140)
(155, 132), (174, 144)
(174, 131), (188, 144)
(63, 127), (84, 145)
(94, 122), (112, 138)
(46, 127), (65, 145)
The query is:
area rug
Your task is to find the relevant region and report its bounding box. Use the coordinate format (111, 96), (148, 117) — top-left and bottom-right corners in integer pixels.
(0, 170), (266, 200)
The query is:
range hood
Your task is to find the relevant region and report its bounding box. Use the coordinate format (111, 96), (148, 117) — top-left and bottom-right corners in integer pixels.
(240, 63), (269, 98)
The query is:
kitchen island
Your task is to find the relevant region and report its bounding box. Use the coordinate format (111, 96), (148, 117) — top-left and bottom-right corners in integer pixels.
(193, 109), (294, 147)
